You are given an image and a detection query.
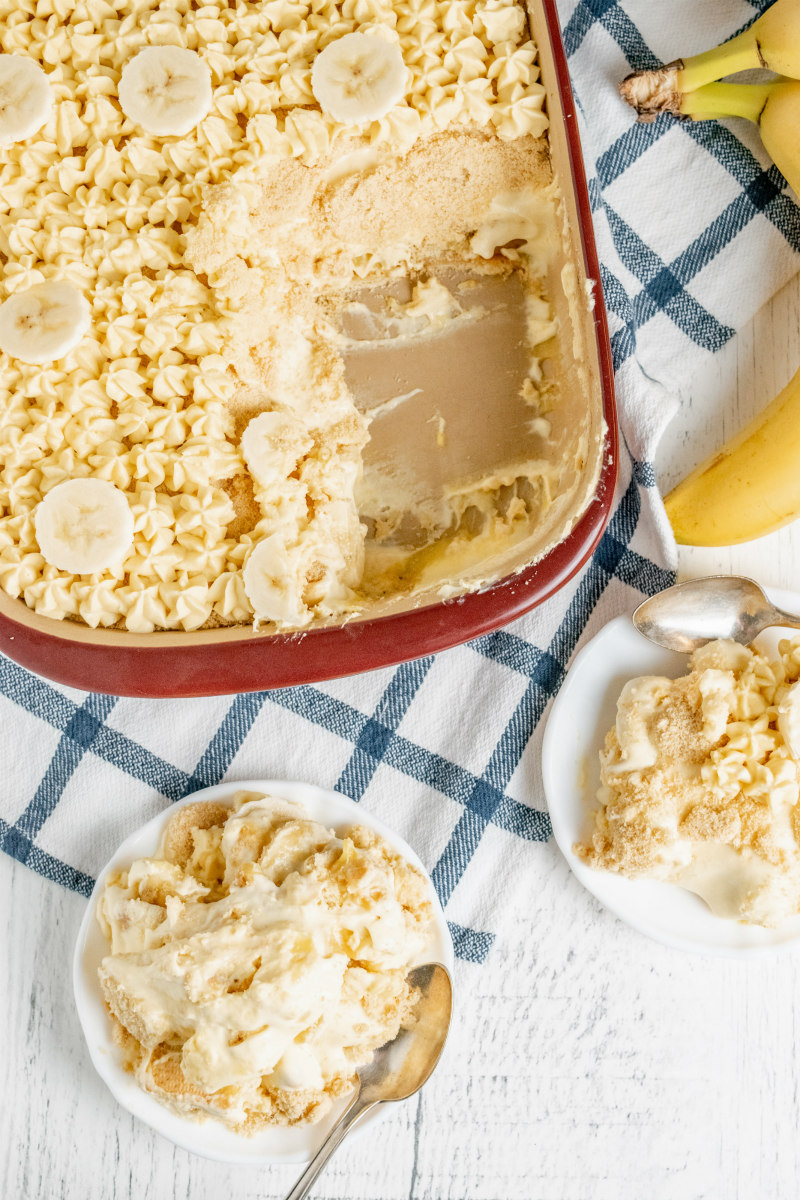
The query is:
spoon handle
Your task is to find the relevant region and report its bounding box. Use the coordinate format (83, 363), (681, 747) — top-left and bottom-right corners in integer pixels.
(283, 1092), (378, 1200)
(772, 607), (800, 632)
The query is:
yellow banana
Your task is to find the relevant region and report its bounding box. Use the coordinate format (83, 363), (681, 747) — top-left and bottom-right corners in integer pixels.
(755, 81), (800, 197)
(665, 361), (800, 546)
(620, 0), (800, 112)
(677, 78), (800, 197)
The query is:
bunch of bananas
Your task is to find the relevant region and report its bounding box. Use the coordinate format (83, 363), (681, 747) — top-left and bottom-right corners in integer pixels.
(620, 0), (800, 197)
(619, 0), (800, 546)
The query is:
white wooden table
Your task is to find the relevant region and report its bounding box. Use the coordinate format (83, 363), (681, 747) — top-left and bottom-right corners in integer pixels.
(2, 272), (800, 1200)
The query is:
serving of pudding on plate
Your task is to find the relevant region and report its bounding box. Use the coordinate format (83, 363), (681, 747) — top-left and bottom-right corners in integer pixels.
(0, 0), (606, 641)
(95, 789), (435, 1131)
(576, 636), (800, 928)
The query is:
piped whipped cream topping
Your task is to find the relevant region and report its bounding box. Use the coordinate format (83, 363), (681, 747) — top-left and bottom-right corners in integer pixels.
(0, 0), (550, 633)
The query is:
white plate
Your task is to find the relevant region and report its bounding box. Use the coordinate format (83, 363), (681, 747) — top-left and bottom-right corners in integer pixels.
(73, 779), (454, 1164)
(542, 586), (800, 957)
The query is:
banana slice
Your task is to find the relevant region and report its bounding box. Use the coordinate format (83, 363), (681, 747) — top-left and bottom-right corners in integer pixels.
(311, 32), (407, 124)
(35, 479), (135, 575)
(118, 46), (212, 137)
(0, 54), (53, 146)
(241, 411), (314, 491)
(243, 535), (308, 627)
(0, 281), (91, 364)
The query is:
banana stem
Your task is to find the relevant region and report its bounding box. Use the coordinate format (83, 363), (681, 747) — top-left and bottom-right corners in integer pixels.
(677, 32), (762, 93)
(620, 26), (766, 118)
(679, 80), (774, 125)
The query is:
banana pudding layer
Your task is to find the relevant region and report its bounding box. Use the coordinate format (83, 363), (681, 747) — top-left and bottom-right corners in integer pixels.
(0, 0), (601, 634)
(96, 791), (433, 1130)
(576, 638), (800, 927)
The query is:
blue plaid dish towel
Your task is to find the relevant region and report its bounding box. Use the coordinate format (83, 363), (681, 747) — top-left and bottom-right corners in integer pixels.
(2, 2), (800, 1193)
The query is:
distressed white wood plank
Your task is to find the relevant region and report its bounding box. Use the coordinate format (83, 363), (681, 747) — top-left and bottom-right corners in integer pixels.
(6, 842), (800, 1198)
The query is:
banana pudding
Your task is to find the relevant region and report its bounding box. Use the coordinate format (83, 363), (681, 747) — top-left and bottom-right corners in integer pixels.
(0, 1), (603, 634)
(576, 638), (800, 927)
(96, 790), (433, 1130)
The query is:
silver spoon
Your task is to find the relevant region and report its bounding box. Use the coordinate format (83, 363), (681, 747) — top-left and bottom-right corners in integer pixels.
(284, 962), (452, 1200)
(633, 575), (800, 654)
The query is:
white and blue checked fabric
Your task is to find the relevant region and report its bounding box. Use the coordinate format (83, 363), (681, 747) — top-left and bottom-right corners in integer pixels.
(2, 0), (799, 980)
(566, 0), (800, 463)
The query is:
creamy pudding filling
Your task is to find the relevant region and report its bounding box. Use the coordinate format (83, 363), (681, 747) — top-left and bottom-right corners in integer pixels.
(0, 0), (595, 633)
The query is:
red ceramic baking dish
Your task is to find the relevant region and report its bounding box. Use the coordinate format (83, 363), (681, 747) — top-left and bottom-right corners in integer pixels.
(0, 0), (617, 697)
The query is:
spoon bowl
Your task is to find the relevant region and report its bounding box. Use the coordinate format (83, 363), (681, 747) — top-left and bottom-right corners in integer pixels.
(358, 963), (452, 1104)
(284, 963), (452, 1200)
(633, 575), (800, 653)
